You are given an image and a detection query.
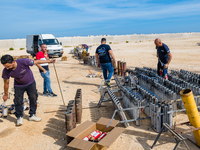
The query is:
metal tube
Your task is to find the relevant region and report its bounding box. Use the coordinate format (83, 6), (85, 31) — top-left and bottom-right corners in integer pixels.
(65, 111), (73, 132)
(117, 61), (121, 75)
(180, 89), (200, 146)
(120, 62), (124, 76)
(123, 62), (127, 76)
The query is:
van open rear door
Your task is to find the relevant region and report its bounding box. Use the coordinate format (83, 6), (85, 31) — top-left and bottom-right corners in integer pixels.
(26, 35), (33, 54)
(33, 35), (39, 55)
(26, 35), (39, 56)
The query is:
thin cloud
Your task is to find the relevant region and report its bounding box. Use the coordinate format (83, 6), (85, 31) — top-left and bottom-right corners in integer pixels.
(60, 0), (200, 20)
(0, 0), (200, 39)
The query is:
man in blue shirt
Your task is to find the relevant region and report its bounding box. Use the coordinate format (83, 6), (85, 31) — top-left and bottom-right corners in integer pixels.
(95, 38), (116, 87)
(154, 38), (172, 79)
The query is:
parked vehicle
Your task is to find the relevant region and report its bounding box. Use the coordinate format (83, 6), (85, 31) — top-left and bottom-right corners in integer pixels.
(26, 34), (63, 57)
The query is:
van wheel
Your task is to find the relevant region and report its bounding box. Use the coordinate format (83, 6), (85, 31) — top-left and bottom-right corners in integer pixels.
(58, 54), (62, 57)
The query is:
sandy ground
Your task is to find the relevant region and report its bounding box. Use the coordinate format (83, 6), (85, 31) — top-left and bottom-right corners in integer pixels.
(0, 37), (200, 150)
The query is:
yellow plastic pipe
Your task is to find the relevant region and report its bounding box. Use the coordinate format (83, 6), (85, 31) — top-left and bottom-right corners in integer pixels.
(180, 89), (200, 146)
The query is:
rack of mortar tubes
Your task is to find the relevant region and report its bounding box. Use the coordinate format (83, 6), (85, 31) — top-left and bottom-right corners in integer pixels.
(138, 67), (200, 109)
(65, 89), (82, 132)
(98, 67), (200, 132)
(126, 68), (200, 132)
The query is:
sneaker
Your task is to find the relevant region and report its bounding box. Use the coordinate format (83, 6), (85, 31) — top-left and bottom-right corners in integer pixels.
(29, 114), (42, 122)
(43, 91), (49, 96)
(17, 117), (23, 126)
(106, 82), (111, 88)
(48, 92), (57, 97)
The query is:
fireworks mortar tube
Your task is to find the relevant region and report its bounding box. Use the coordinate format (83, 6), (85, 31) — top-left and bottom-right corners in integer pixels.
(75, 89), (82, 124)
(120, 62), (124, 76)
(83, 130), (98, 141)
(65, 111), (73, 132)
(96, 132), (107, 141)
(90, 131), (102, 141)
(117, 61), (121, 75)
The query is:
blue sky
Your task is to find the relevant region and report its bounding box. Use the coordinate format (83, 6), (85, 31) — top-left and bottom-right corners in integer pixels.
(0, 0), (200, 39)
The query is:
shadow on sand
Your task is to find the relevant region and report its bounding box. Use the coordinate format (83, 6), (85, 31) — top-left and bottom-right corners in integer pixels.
(42, 105), (75, 150)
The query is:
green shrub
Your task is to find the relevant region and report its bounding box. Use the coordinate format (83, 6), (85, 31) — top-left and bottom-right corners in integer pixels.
(126, 41), (129, 43)
(20, 48), (24, 50)
(9, 47), (14, 50)
(109, 42), (112, 44)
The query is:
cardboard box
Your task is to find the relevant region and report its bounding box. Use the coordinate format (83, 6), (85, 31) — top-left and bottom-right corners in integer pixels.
(67, 117), (124, 150)
(18, 55), (28, 59)
(62, 56), (67, 61)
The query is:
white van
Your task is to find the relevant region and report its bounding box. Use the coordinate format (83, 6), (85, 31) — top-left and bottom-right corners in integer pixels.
(26, 34), (63, 57)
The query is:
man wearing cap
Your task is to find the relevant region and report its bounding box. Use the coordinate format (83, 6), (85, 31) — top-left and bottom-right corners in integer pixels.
(154, 38), (172, 79)
(95, 38), (116, 87)
(1, 54), (55, 126)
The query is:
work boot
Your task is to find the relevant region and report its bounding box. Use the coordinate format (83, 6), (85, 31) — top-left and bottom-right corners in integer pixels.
(17, 117), (23, 126)
(43, 91), (49, 96)
(29, 114), (42, 122)
(48, 92), (57, 97)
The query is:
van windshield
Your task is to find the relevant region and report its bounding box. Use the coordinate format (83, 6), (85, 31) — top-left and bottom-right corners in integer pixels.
(42, 39), (59, 45)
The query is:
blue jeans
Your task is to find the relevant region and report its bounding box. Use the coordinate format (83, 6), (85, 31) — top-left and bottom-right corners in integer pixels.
(100, 63), (114, 82)
(40, 70), (52, 93)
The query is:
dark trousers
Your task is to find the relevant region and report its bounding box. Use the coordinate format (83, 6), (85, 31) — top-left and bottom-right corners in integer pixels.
(14, 81), (38, 118)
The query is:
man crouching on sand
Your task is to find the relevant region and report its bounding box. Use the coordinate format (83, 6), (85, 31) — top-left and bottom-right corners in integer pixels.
(1, 55), (55, 126)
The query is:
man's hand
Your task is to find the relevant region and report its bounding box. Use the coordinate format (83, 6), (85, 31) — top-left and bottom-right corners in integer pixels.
(43, 70), (47, 74)
(114, 68), (117, 74)
(44, 52), (48, 57)
(3, 95), (8, 102)
(50, 59), (56, 63)
(98, 62), (100, 68)
(164, 64), (168, 68)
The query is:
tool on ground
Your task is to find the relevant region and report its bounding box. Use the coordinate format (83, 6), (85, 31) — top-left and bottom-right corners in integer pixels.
(53, 63), (65, 106)
(88, 69), (93, 74)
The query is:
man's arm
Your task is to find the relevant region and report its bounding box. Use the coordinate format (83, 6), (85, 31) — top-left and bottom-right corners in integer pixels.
(164, 52), (172, 68)
(108, 50), (116, 68)
(34, 59), (55, 65)
(3, 79), (9, 101)
(95, 53), (100, 67)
